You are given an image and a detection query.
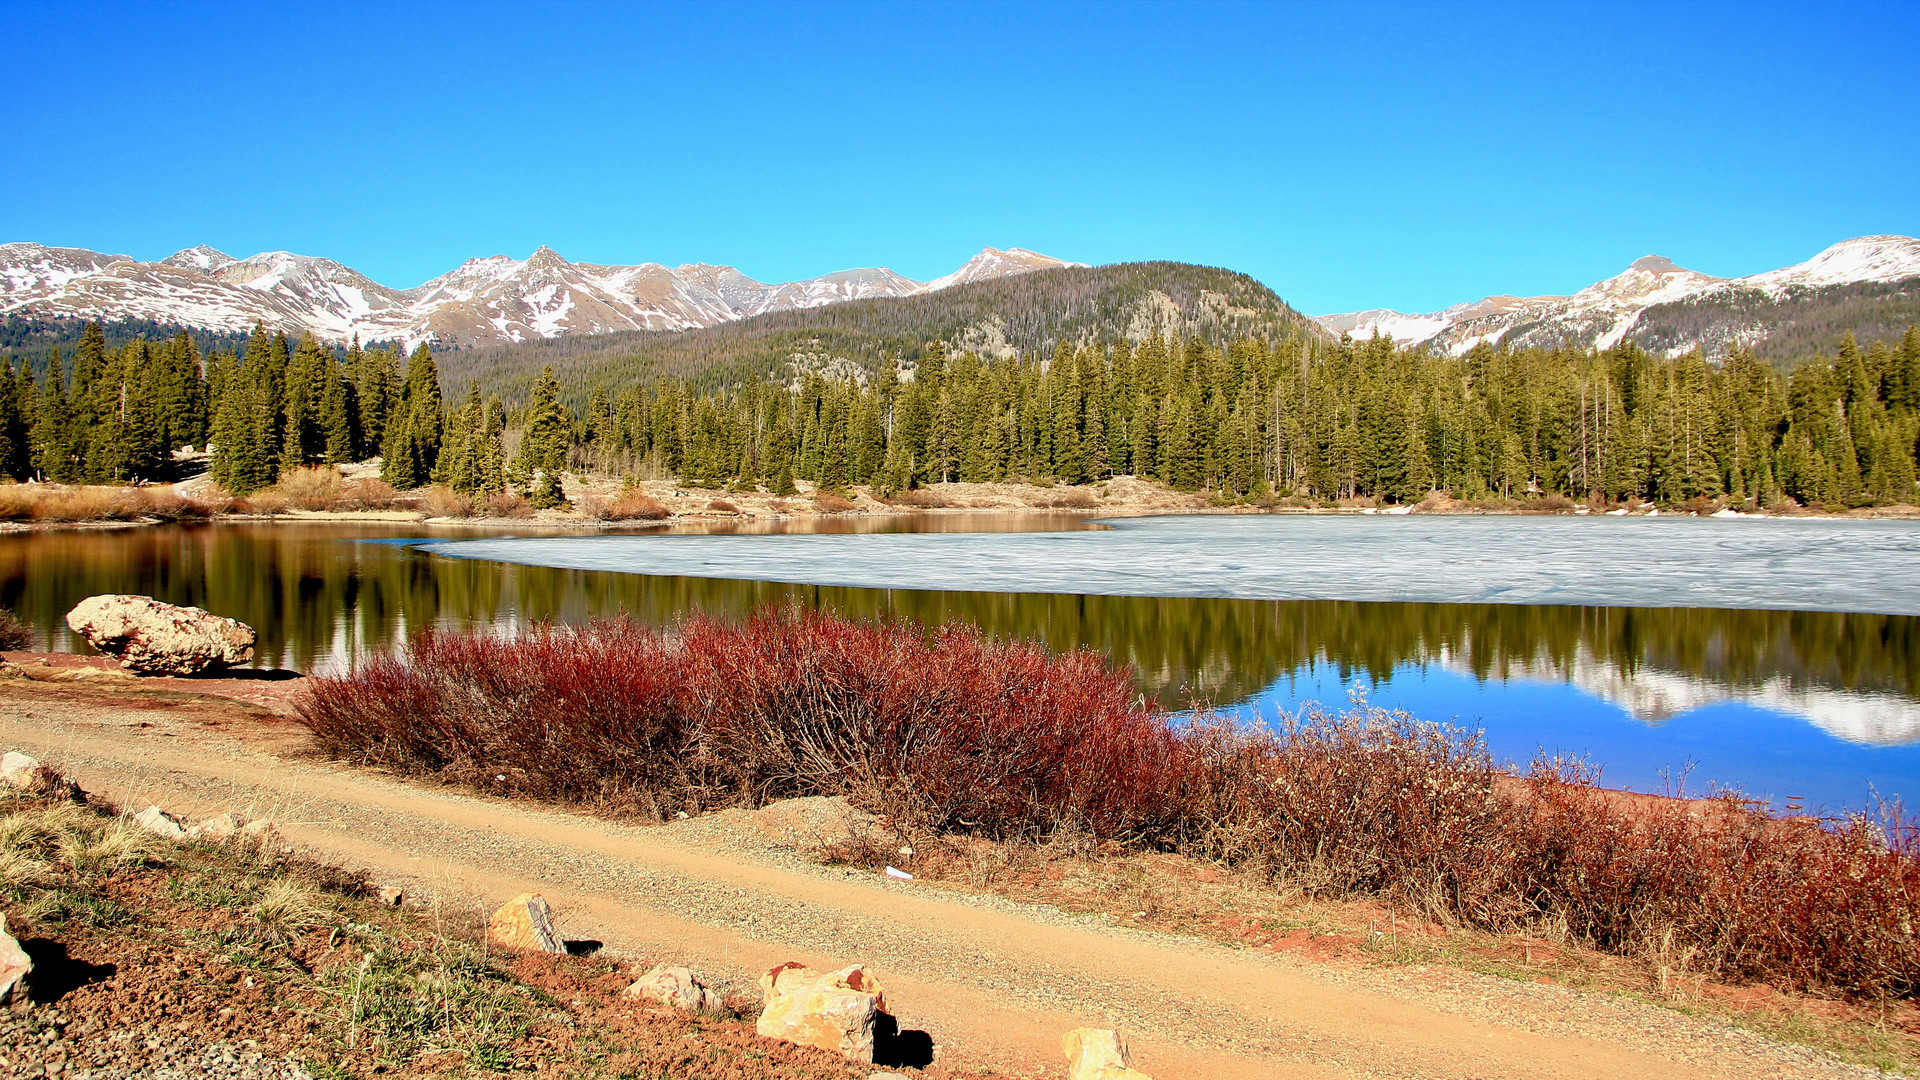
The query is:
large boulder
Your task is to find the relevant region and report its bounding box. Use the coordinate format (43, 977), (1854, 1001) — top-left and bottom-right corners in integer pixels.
(623, 964), (722, 1012)
(756, 962), (888, 1062)
(64, 594), (254, 675)
(1063, 1028), (1154, 1080)
(487, 892), (566, 954)
(0, 913), (30, 1005)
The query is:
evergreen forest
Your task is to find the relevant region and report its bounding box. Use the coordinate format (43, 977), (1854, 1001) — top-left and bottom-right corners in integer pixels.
(2, 318), (1918, 512)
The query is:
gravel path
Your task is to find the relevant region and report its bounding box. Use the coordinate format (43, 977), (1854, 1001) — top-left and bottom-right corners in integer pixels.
(0, 680), (1883, 1080)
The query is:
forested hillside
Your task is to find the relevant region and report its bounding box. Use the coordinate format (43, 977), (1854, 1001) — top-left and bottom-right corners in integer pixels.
(1630, 277), (1920, 363)
(436, 260), (1320, 406)
(0, 314), (254, 377)
(2, 314), (1917, 514)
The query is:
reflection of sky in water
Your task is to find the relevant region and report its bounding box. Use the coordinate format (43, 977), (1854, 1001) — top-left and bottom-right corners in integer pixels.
(1235, 662), (1920, 815)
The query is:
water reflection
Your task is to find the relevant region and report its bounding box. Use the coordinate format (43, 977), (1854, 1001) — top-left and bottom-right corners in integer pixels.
(3, 520), (1917, 807)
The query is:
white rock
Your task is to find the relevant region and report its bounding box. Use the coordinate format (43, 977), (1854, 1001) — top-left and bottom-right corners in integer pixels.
(0, 913), (29, 1005)
(623, 964), (722, 1012)
(133, 805), (187, 841)
(64, 594), (255, 675)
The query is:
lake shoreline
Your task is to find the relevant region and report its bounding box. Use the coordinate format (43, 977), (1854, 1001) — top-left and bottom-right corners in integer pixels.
(5, 469), (1916, 532)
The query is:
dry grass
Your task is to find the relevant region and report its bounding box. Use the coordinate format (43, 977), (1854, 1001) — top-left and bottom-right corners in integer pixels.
(812, 492), (856, 513)
(890, 488), (956, 509)
(0, 607), (30, 650)
(263, 467), (404, 512)
(423, 485), (476, 519)
(594, 490), (669, 521)
(0, 483), (227, 523)
(485, 491), (535, 518)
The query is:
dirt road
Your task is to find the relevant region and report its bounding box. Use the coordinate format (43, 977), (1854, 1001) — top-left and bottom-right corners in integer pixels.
(0, 675), (1869, 1080)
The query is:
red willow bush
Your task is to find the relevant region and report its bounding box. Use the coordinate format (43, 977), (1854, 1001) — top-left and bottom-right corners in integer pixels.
(299, 610), (1191, 840)
(298, 611), (1920, 999)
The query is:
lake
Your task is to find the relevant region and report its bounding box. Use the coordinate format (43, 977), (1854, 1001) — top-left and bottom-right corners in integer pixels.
(4, 513), (1917, 814)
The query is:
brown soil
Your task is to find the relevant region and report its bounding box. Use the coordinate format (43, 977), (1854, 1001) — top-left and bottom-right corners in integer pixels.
(0, 673), (1889, 1080)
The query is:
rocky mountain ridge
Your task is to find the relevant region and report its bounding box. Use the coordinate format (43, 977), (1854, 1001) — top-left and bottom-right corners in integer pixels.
(0, 242), (1083, 349)
(1317, 235), (1920, 359)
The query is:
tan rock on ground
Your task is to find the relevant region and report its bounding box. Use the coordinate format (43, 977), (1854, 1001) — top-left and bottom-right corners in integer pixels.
(488, 892), (566, 954)
(756, 962), (888, 1062)
(1064, 1028), (1153, 1080)
(64, 594), (255, 675)
(0, 913), (30, 1005)
(623, 964), (722, 1012)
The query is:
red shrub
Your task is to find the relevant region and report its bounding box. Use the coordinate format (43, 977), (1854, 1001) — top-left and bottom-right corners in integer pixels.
(300, 610), (1187, 839)
(300, 613), (1920, 999)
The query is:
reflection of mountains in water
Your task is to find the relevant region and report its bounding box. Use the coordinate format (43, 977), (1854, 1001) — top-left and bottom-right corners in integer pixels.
(4, 525), (1918, 739)
(1447, 646), (1920, 747)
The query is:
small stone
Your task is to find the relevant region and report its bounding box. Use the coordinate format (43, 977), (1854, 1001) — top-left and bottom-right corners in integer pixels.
(622, 965), (721, 1012)
(1063, 1028), (1153, 1080)
(375, 886), (405, 907)
(0, 913), (30, 1004)
(486, 893), (566, 954)
(132, 805), (187, 841)
(756, 962), (888, 1062)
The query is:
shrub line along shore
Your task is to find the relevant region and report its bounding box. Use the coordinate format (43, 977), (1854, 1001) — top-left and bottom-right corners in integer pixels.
(4, 466), (1916, 531)
(297, 609), (1920, 1006)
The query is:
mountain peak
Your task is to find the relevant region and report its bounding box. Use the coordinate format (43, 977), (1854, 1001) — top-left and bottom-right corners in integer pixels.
(162, 245), (237, 273)
(1628, 255), (1683, 274)
(919, 246), (1084, 294)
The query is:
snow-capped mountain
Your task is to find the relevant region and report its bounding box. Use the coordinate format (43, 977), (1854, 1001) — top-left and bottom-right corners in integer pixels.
(1318, 235), (1920, 358)
(0, 243), (1082, 348)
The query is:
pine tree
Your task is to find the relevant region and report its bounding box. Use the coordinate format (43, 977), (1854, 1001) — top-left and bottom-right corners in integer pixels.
(516, 366), (570, 508)
(30, 349), (71, 481)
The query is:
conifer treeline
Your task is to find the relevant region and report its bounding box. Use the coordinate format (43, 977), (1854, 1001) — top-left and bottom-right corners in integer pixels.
(588, 327), (1920, 507)
(0, 321), (516, 498)
(2, 319), (1917, 510)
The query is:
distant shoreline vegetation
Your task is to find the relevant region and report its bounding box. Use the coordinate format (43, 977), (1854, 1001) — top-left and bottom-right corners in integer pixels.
(0, 318), (1915, 514)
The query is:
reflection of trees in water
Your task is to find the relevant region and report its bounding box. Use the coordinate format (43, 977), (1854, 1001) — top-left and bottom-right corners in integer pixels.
(1, 524), (1915, 707)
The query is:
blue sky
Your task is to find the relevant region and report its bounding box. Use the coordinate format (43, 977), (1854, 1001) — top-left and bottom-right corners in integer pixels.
(2, 0), (1915, 314)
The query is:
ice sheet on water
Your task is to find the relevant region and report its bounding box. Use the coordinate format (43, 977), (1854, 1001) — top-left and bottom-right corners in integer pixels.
(421, 515), (1920, 616)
